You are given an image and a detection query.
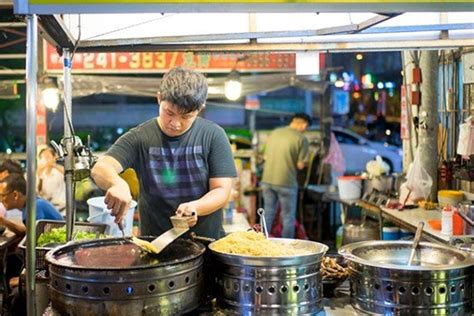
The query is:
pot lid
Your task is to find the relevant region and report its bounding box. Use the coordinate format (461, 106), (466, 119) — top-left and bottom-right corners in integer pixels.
(46, 237), (205, 270)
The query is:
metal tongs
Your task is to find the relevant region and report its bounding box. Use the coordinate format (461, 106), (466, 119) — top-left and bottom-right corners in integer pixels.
(257, 208), (269, 238)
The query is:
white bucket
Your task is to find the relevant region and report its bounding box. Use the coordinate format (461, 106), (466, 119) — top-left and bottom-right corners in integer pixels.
(87, 196), (137, 237)
(337, 176), (362, 200)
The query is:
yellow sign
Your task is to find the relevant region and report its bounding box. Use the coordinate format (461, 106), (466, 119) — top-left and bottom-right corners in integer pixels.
(28, 0), (474, 3)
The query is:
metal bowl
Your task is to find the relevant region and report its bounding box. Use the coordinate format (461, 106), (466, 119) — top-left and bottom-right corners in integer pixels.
(339, 240), (473, 270)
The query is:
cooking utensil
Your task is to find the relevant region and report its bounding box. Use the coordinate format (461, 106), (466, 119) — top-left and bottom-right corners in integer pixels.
(257, 208), (269, 238)
(46, 237), (205, 316)
(339, 240), (473, 315)
(407, 221), (424, 266)
(133, 215), (191, 255)
(86, 209), (112, 222)
(209, 237), (329, 315)
(117, 220), (125, 237)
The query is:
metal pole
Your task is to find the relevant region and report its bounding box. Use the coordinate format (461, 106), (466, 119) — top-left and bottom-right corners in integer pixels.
(418, 50), (439, 200)
(401, 51), (415, 171)
(63, 48), (75, 241)
(25, 14), (38, 316)
(249, 109), (257, 173)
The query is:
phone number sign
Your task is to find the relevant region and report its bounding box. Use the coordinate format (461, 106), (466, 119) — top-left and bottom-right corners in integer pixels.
(44, 43), (296, 73)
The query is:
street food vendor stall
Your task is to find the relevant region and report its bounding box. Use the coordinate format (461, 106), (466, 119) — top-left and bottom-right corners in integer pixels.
(12, 0), (474, 314)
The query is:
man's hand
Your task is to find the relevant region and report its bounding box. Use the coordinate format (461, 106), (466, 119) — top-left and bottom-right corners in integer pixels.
(104, 181), (132, 224)
(176, 203), (198, 227)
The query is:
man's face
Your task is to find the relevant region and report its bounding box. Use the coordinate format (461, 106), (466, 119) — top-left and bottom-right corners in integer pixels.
(296, 120), (309, 133)
(39, 150), (55, 167)
(0, 170), (8, 181)
(0, 182), (16, 210)
(158, 101), (200, 137)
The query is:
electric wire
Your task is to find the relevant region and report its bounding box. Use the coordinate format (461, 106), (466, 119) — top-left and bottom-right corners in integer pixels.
(83, 14), (176, 41)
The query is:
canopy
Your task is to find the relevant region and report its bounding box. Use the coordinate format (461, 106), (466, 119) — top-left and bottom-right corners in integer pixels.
(35, 12), (473, 54)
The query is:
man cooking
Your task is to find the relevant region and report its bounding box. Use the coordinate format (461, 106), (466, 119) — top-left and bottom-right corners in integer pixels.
(91, 67), (237, 239)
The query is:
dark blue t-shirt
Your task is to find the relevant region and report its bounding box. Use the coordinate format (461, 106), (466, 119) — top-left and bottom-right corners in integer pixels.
(22, 198), (63, 222)
(106, 117), (237, 239)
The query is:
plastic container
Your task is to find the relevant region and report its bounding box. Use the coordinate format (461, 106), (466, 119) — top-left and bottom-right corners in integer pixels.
(335, 225), (344, 249)
(452, 209), (464, 236)
(223, 201), (234, 224)
(438, 190), (464, 208)
(441, 206), (453, 236)
(18, 220), (106, 271)
(382, 227), (400, 240)
(87, 196), (137, 237)
(399, 228), (413, 239)
(337, 176), (362, 200)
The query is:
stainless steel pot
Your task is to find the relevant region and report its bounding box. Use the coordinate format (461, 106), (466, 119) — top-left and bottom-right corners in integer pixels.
(363, 173), (404, 195)
(342, 221), (380, 246)
(339, 241), (473, 315)
(45, 237), (205, 316)
(209, 238), (328, 315)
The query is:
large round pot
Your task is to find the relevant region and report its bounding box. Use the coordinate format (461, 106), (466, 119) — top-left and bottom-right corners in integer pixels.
(45, 237), (205, 316)
(209, 238), (328, 315)
(339, 241), (473, 315)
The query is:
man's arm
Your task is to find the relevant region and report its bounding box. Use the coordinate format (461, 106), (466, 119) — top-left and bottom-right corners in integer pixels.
(0, 216), (26, 236)
(91, 155), (132, 223)
(176, 177), (233, 227)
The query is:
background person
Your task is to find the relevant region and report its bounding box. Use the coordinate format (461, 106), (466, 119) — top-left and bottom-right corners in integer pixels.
(37, 146), (66, 212)
(0, 173), (63, 236)
(0, 159), (24, 221)
(91, 67), (237, 239)
(261, 113), (311, 238)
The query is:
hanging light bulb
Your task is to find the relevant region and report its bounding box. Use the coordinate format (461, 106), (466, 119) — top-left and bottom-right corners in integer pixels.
(224, 70), (242, 101)
(41, 78), (60, 111)
(41, 87), (60, 112)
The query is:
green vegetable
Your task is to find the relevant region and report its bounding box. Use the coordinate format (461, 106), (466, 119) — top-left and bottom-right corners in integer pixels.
(37, 226), (99, 247)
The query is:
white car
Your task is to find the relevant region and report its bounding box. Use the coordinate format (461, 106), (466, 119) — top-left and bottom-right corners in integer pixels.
(306, 127), (403, 174)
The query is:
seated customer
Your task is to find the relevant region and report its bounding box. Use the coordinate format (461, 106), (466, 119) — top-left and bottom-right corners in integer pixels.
(0, 173), (63, 235)
(0, 159), (24, 219)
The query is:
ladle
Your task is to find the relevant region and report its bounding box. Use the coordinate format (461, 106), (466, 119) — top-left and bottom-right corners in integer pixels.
(407, 221), (424, 266)
(257, 208), (269, 238)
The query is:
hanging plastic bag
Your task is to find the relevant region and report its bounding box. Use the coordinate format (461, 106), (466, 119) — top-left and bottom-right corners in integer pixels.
(322, 132), (346, 175)
(457, 116), (474, 157)
(399, 148), (433, 204)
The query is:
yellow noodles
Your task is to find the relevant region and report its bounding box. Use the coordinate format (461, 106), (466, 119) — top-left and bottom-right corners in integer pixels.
(211, 231), (311, 257)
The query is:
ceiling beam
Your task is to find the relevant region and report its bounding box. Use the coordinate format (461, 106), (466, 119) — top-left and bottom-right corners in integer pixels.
(74, 38), (474, 54)
(38, 14), (76, 51)
(76, 22), (473, 53)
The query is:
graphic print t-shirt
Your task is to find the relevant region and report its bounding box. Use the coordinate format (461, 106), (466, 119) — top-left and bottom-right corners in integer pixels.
(106, 117), (237, 239)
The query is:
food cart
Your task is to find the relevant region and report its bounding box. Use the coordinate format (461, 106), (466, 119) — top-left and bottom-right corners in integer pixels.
(13, 0), (474, 314)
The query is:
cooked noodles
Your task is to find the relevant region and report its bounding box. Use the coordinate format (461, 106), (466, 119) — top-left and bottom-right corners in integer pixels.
(211, 231), (311, 257)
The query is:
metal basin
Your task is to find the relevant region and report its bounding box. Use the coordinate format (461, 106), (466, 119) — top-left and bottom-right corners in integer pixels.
(209, 238), (328, 315)
(46, 237), (205, 316)
(339, 241), (474, 315)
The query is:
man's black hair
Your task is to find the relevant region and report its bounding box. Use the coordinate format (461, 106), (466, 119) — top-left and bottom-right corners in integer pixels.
(291, 112), (312, 125)
(159, 67), (208, 114)
(1, 173), (26, 195)
(0, 159), (23, 175)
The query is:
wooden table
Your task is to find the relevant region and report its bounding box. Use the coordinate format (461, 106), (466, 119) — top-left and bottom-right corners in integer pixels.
(317, 189), (456, 244)
(380, 206), (450, 243)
